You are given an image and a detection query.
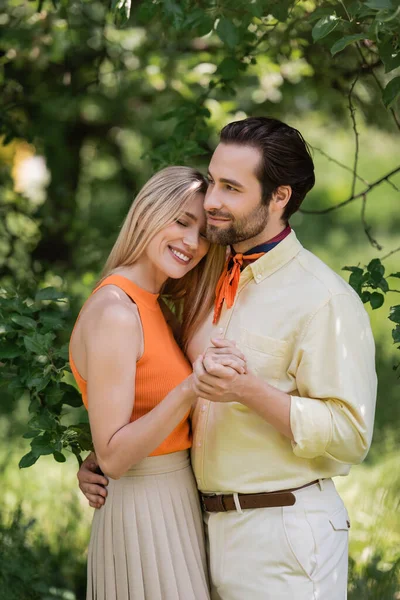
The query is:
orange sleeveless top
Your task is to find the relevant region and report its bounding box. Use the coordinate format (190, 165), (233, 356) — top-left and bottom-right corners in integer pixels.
(69, 274), (192, 456)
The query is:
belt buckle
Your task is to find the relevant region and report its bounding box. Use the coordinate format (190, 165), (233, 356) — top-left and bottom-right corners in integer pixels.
(201, 493), (216, 512)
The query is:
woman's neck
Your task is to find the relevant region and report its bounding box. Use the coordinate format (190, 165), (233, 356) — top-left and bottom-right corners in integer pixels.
(112, 261), (167, 294)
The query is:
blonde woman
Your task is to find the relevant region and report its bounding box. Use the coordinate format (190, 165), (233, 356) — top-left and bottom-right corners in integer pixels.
(69, 167), (245, 600)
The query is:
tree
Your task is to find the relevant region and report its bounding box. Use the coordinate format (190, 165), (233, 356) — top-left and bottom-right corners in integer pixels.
(0, 0), (399, 466)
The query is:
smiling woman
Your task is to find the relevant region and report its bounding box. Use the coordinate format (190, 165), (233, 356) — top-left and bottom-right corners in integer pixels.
(68, 166), (234, 600)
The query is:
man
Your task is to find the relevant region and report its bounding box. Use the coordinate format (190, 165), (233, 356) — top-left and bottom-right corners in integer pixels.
(78, 117), (377, 599)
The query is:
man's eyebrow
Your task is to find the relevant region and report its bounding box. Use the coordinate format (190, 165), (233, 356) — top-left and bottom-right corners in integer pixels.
(207, 170), (244, 189)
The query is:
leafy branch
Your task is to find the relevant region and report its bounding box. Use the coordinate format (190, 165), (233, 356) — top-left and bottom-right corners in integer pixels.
(0, 288), (92, 468)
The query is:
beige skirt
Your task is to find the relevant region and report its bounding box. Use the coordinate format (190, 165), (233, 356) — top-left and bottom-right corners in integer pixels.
(87, 450), (210, 600)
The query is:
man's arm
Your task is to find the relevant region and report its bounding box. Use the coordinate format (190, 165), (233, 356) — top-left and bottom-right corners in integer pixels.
(288, 292), (376, 463)
(194, 349), (292, 439)
(194, 293), (377, 464)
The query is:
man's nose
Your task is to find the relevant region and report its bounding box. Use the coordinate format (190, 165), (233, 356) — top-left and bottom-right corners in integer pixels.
(203, 188), (223, 212)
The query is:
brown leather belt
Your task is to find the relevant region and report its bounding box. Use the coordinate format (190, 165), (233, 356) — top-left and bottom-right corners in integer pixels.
(200, 480), (320, 513)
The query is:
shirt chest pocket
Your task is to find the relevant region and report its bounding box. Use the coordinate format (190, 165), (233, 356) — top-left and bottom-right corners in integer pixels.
(239, 328), (288, 385)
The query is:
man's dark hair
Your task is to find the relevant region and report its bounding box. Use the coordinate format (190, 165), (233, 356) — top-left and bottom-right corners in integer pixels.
(220, 117), (315, 221)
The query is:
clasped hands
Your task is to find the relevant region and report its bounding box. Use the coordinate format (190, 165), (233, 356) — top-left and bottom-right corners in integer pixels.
(191, 335), (248, 404)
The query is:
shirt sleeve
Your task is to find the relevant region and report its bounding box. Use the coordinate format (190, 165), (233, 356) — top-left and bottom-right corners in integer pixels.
(289, 292), (377, 463)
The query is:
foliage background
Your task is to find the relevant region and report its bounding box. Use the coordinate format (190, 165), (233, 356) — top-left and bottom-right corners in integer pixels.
(0, 0), (399, 598)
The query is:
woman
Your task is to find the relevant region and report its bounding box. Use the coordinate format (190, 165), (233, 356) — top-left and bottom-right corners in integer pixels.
(69, 166), (245, 600)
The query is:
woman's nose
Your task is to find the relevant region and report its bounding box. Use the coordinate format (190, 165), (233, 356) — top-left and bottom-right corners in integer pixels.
(183, 231), (199, 251)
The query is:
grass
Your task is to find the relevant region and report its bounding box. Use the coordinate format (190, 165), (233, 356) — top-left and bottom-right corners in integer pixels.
(1, 430), (400, 599)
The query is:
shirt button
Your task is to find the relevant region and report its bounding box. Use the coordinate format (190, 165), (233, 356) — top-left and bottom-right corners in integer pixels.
(197, 441), (202, 447)
(201, 405), (207, 412)
(256, 274), (262, 281)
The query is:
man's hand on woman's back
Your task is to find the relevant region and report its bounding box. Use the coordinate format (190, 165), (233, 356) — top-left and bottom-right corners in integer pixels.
(77, 452), (109, 509)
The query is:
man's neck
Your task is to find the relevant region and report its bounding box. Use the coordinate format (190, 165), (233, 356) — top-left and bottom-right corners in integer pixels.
(232, 222), (287, 254)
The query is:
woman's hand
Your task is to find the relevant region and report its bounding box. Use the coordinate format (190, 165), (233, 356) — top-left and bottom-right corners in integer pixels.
(77, 452), (109, 509)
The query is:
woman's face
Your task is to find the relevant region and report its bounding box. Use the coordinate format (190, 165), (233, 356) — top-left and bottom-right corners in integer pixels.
(144, 192), (210, 280)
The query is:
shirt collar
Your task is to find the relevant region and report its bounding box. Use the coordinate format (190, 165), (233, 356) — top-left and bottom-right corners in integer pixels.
(241, 229), (302, 285)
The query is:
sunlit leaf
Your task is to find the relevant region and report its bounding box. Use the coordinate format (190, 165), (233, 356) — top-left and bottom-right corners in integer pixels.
(331, 33), (367, 55)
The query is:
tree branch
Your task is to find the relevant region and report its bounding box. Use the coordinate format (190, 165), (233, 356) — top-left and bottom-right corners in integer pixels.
(348, 74), (360, 199)
(300, 165), (400, 215)
(361, 193), (382, 250)
(381, 246), (400, 261)
(356, 42), (400, 132)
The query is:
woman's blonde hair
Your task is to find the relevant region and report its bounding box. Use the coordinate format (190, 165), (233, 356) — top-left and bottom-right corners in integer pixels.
(102, 166), (226, 350)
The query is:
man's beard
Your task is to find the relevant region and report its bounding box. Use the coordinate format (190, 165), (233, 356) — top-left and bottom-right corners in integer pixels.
(206, 202), (269, 246)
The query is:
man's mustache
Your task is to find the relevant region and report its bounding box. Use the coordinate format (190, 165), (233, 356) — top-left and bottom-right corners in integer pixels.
(206, 211), (233, 220)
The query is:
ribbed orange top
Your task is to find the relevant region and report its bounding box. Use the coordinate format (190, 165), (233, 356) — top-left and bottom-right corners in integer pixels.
(69, 274), (192, 456)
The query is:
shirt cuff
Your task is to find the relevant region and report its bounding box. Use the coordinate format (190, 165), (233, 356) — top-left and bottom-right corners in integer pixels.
(290, 395), (332, 459)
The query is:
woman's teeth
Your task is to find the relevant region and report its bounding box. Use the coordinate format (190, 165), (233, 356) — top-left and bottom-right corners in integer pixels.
(170, 248), (190, 262)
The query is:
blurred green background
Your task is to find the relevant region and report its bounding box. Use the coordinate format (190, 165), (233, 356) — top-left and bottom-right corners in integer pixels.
(1, 1), (399, 598)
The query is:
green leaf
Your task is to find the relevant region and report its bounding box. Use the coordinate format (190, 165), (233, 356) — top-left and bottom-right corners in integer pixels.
(349, 270), (364, 292)
(24, 335), (45, 355)
(370, 291), (385, 309)
(217, 57), (241, 80)
(392, 324), (400, 344)
(383, 76), (400, 108)
(61, 370), (80, 391)
(45, 387), (64, 406)
(39, 310), (64, 329)
(62, 389), (83, 407)
(31, 434), (55, 456)
(216, 17), (239, 49)
(365, 0), (392, 8)
(368, 258), (384, 274)
(0, 342), (24, 359)
(389, 272), (400, 278)
(27, 374), (51, 393)
(19, 451), (39, 468)
(331, 33), (367, 55)
(11, 315), (37, 330)
(389, 305), (400, 324)
(361, 291), (371, 303)
(53, 451), (66, 463)
(35, 287), (67, 302)
(378, 278), (389, 293)
(28, 410), (57, 431)
(312, 15), (339, 41)
(270, 1), (290, 21)
(22, 430), (41, 439)
(379, 39), (400, 73)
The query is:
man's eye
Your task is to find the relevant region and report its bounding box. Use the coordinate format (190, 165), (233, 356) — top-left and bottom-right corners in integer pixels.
(225, 184), (236, 191)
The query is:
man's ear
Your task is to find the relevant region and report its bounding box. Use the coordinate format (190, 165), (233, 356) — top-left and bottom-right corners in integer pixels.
(270, 185), (292, 214)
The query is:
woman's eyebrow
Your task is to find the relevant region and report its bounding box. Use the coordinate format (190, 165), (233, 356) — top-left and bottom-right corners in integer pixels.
(184, 211), (198, 222)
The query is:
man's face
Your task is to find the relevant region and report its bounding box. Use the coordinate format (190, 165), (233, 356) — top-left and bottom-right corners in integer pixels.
(204, 143), (269, 247)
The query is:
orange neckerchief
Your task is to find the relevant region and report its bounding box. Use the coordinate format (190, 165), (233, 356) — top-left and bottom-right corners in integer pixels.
(213, 251), (264, 324)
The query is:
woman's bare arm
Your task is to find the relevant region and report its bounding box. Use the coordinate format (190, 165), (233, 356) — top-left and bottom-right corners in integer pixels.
(86, 301), (195, 479)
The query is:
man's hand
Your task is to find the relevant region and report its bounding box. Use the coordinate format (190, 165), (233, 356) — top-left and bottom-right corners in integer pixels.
(77, 452), (109, 509)
(193, 353), (247, 403)
(202, 336), (247, 375)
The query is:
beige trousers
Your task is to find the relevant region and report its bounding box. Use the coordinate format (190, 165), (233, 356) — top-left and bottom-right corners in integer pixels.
(204, 479), (349, 600)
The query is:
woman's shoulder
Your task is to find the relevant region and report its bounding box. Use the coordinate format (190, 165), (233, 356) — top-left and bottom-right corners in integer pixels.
(80, 285), (142, 338)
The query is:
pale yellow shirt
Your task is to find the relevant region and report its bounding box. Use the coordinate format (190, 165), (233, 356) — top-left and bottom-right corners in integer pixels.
(187, 230), (377, 494)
